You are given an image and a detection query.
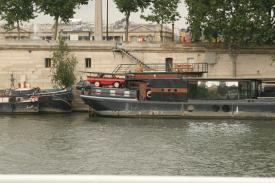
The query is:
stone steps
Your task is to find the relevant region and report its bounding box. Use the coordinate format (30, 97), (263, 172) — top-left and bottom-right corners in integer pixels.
(71, 88), (89, 112)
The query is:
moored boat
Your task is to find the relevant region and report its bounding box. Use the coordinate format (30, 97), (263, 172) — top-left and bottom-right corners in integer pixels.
(81, 72), (275, 119)
(38, 88), (73, 113)
(0, 88), (39, 114)
(0, 87), (73, 114)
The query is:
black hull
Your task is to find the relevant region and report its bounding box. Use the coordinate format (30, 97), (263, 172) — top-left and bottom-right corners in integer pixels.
(0, 101), (39, 114)
(0, 88), (72, 114)
(81, 95), (275, 119)
(38, 91), (72, 113)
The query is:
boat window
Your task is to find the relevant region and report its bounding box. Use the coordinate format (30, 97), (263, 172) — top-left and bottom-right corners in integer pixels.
(225, 82), (239, 99)
(261, 83), (275, 97)
(258, 82), (263, 96)
(239, 81), (249, 99)
(188, 81), (239, 100)
(250, 81), (256, 98)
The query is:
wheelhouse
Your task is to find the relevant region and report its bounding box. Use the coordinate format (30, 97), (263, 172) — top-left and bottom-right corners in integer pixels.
(187, 78), (262, 100)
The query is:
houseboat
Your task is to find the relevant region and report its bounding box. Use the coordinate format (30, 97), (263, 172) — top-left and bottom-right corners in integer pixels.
(80, 71), (275, 119)
(0, 88), (39, 114)
(0, 87), (73, 114)
(38, 88), (73, 113)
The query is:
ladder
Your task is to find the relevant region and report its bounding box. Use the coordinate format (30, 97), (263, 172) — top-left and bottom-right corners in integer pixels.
(112, 64), (135, 74)
(113, 48), (152, 71)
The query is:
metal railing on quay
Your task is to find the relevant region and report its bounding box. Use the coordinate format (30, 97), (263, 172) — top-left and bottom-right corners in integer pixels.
(112, 63), (208, 74)
(0, 176), (274, 183)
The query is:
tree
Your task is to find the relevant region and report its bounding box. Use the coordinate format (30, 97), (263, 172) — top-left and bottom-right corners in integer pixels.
(249, 0), (275, 44)
(114, 0), (151, 42)
(35, 0), (89, 40)
(51, 37), (78, 88)
(185, 0), (275, 45)
(141, 0), (180, 43)
(0, 0), (36, 40)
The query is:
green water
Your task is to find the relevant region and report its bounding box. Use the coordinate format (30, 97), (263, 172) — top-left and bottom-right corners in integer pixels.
(0, 113), (275, 176)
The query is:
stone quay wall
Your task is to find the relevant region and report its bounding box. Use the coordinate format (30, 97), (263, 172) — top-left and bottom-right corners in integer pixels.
(0, 40), (274, 89)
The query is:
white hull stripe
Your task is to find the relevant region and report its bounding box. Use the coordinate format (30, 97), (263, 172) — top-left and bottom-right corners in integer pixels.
(81, 95), (138, 102)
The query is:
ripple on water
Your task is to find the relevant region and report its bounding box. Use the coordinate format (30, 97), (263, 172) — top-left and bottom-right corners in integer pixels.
(0, 114), (275, 176)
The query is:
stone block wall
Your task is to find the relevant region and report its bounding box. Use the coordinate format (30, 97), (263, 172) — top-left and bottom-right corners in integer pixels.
(0, 41), (274, 89)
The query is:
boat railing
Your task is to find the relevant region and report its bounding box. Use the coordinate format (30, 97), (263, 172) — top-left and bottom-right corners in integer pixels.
(0, 90), (6, 97)
(88, 87), (137, 99)
(0, 175), (274, 183)
(112, 63), (208, 74)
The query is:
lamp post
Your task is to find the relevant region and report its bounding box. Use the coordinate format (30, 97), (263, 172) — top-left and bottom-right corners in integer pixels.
(106, 0), (109, 41)
(171, 14), (175, 42)
(172, 21), (175, 42)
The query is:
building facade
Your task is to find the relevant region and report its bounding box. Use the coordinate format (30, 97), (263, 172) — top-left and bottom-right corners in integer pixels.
(0, 21), (176, 43)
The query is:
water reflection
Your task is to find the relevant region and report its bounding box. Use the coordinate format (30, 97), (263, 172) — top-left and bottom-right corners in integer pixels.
(0, 114), (275, 176)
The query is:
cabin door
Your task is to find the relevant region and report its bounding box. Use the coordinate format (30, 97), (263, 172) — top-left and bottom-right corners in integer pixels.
(138, 82), (147, 101)
(165, 58), (173, 72)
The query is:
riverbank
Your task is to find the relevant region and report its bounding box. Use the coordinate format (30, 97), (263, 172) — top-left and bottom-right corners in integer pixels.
(71, 88), (89, 112)
(0, 41), (274, 89)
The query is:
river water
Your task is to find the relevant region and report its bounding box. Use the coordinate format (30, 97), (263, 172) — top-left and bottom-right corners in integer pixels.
(0, 113), (275, 176)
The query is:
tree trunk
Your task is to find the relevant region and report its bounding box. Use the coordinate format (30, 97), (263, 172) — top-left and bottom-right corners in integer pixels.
(160, 23), (163, 43)
(54, 16), (59, 41)
(172, 22), (175, 42)
(230, 46), (238, 78)
(125, 12), (130, 42)
(16, 20), (21, 40)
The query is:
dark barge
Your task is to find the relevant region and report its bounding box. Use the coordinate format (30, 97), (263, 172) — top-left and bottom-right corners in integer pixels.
(0, 88), (39, 114)
(81, 72), (275, 119)
(38, 88), (73, 113)
(0, 87), (73, 114)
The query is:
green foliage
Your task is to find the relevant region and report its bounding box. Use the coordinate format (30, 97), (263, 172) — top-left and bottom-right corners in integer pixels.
(141, 0), (180, 42)
(185, 0), (275, 46)
(51, 38), (78, 88)
(35, 0), (89, 40)
(0, 0), (36, 39)
(141, 0), (180, 24)
(114, 0), (151, 42)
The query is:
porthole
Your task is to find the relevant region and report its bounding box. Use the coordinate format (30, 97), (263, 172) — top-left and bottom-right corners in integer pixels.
(212, 105), (220, 112)
(222, 105), (231, 112)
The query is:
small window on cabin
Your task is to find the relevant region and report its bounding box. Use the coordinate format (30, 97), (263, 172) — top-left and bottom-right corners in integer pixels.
(45, 58), (51, 68)
(85, 58), (92, 68)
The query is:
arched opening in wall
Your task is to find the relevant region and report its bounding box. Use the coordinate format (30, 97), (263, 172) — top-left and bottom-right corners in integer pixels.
(165, 58), (173, 72)
(187, 57), (195, 64)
